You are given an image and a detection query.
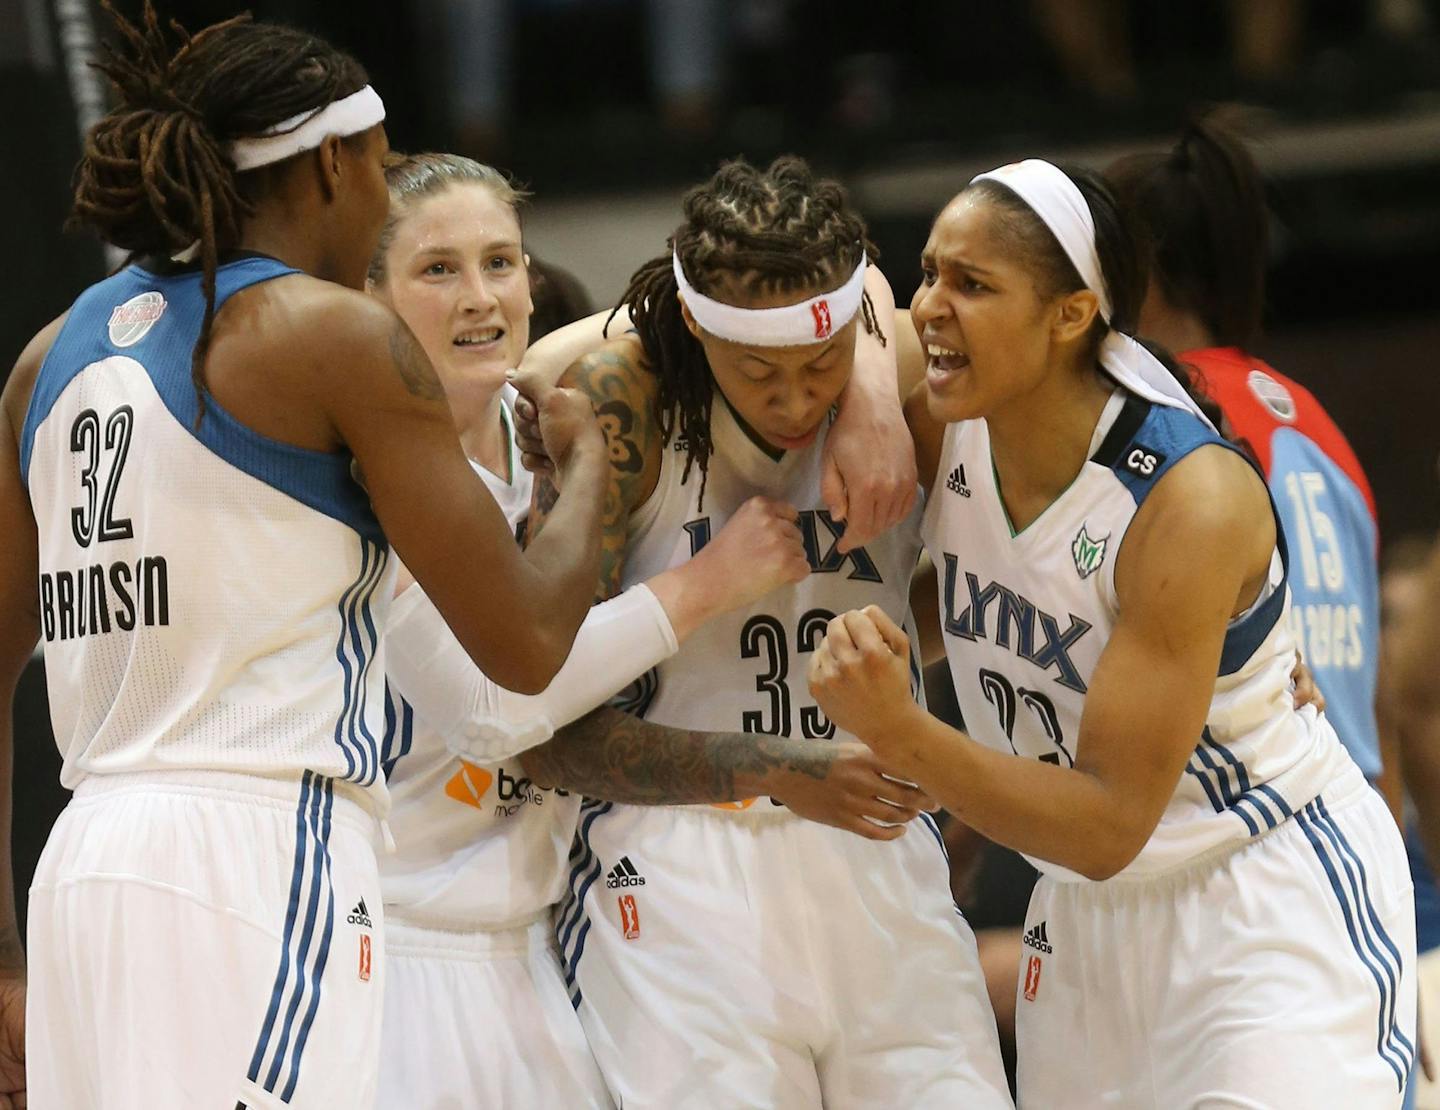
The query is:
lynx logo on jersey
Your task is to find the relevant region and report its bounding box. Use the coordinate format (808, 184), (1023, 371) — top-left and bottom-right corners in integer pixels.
(1071, 525), (1108, 580)
(685, 510), (881, 582)
(107, 291), (166, 347)
(941, 554), (1093, 693)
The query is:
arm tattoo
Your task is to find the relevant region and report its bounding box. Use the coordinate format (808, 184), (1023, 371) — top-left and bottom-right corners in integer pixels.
(521, 706), (831, 805)
(388, 322), (446, 401)
(527, 346), (659, 601)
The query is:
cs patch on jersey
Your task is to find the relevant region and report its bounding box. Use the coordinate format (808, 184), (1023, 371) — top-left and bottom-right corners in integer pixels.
(1246, 369), (1297, 423)
(1121, 443), (1166, 479)
(1071, 524), (1109, 580)
(107, 291), (166, 348)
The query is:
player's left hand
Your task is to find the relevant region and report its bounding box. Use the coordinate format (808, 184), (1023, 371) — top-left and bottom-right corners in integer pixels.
(821, 376), (917, 554)
(0, 974), (25, 1108)
(808, 606), (918, 749)
(1291, 652), (1326, 713)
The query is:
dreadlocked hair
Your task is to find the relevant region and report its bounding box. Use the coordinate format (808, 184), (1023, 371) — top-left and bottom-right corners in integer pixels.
(613, 155), (880, 490)
(71, 1), (369, 424)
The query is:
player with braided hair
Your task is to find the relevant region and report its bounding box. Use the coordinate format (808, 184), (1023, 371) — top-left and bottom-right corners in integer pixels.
(522, 156), (1011, 1108)
(0, 5), (608, 1107)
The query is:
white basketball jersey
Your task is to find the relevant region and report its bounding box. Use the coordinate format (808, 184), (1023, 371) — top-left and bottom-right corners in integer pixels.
(921, 390), (1354, 881)
(618, 397), (923, 820)
(382, 387), (582, 931)
(21, 258), (395, 808)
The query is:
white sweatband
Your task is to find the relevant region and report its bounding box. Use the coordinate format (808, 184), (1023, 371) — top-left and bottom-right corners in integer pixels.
(228, 85), (386, 172)
(971, 159), (1215, 429)
(383, 582), (680, 764)
(673, 250), (867, 347)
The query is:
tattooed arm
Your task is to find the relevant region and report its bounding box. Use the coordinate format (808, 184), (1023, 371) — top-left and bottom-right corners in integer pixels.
(519, 708), (934, 842)
(321, 291), (609, 693)
(525, 335), (663, 602)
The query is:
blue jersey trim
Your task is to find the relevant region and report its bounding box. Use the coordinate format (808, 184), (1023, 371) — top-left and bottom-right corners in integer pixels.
(558, 799), (614, 1010)
(249, 773), (337, 1099)
(21, 259), (384, 544)
(1104, 399), (1291, 678)
(1298, 797), (1414, 1089)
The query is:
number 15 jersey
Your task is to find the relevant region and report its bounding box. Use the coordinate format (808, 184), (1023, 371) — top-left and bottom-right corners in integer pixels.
(20, 258), (394, 809)
(618, 397), (923, 819)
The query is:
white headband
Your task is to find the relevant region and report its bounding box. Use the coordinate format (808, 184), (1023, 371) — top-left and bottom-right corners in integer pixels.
(971, 159), (1215, 430)
(228, 85), (386, 173)
(672, 251), (867, 347)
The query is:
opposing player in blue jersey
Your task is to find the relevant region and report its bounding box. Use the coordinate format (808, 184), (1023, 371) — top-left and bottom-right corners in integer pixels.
(0, 8), (608, 1109)
(1108, 115), (1384, 788)
(811, 159), (1415, 1107)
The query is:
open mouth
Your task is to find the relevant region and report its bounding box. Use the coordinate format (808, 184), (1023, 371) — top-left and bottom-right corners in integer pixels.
(454, 327), (503, 349)
(926, 343), (971, 374)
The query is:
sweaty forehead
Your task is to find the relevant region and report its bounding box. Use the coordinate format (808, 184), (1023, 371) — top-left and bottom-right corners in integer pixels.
(925, 194), (1010, 262)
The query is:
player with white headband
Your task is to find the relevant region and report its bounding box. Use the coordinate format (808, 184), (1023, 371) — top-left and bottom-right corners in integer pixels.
(810, 158), (1415, 1106)
(364, 151), (951, 1108)
(2, 7), (608, 1108)
(519, 156), (1011, 1108)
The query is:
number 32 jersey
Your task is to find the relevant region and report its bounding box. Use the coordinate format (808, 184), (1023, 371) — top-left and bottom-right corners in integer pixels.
(20, 259), (394, 807)
(618, 398), (923, 820)
(922, 390), (1356, 881)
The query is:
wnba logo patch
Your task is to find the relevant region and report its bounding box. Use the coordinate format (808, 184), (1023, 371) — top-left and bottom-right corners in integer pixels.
(107, 291), (166, 348)
(1023, 955), (1042, 1002)
(618, 894), (641, 940)
(358, 934), (372, 982)
(811, 299), (832, 339)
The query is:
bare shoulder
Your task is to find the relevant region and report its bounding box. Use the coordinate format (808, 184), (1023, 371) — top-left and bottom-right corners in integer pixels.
(221, 276), (443, 402)
(562, 333), (657, 408)
(3, 313), (69, 438)
(1117, 443), (1274, 615)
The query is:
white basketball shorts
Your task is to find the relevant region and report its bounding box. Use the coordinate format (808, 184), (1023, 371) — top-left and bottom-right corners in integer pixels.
(1016, 773), (1416, 1108)
(26, 769), (385, 1109)
(557, 803), (1013, 1109)
(377, 915), (612, 1108)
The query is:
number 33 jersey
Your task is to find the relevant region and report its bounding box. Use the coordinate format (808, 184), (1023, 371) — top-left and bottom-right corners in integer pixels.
(922, 391), (1356, 881)
(618, 397), (924, 820)
(20, 259), (394, 807)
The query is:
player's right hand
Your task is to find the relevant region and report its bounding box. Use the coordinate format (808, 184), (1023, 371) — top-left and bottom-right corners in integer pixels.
(0, 975), (25, 1109)
(509, 368), (602, 482)
(771, 740), (936, 841)
(690, 496), (810, 609)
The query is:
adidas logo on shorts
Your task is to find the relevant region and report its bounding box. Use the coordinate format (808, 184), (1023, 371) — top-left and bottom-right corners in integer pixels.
(347, 897), (373, 928)
(605, 856), (646, 889)
(946, 465), (971, 498)
(1022, 920), (1052, 954)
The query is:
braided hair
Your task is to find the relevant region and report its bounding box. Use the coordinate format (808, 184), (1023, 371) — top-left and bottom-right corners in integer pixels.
(614, 155), (881, 486)
(71, 1), (369, 421)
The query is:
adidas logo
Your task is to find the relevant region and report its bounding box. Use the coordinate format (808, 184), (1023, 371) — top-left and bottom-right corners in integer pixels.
(347, 897), (373, 928)
(946, 465), (971, 498)
(605, 856), (646, 889)
(1022, 920), (1052, 954)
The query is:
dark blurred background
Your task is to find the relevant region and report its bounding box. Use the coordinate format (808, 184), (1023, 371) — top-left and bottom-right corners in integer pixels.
(4, 0), (1440, 924)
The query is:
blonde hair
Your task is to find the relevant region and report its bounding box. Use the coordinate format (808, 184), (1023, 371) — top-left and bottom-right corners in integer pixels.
(367, 152), (530, 286)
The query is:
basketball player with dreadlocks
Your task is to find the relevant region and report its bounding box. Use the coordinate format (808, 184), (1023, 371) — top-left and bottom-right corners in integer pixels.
(0, 6), (608, 1108)
(524, 157), (1011, 1108)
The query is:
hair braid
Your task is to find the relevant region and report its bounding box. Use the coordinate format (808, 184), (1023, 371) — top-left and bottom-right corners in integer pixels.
(614, 156), (880, 493)
(71, 1), (369, 424)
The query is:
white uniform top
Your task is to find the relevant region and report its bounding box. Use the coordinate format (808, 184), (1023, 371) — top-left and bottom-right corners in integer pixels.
(381, 387), (582, 931)
(921, 389), (1354, 881)
(618, 397), (924, 820)
(20, 257), (394, 809)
